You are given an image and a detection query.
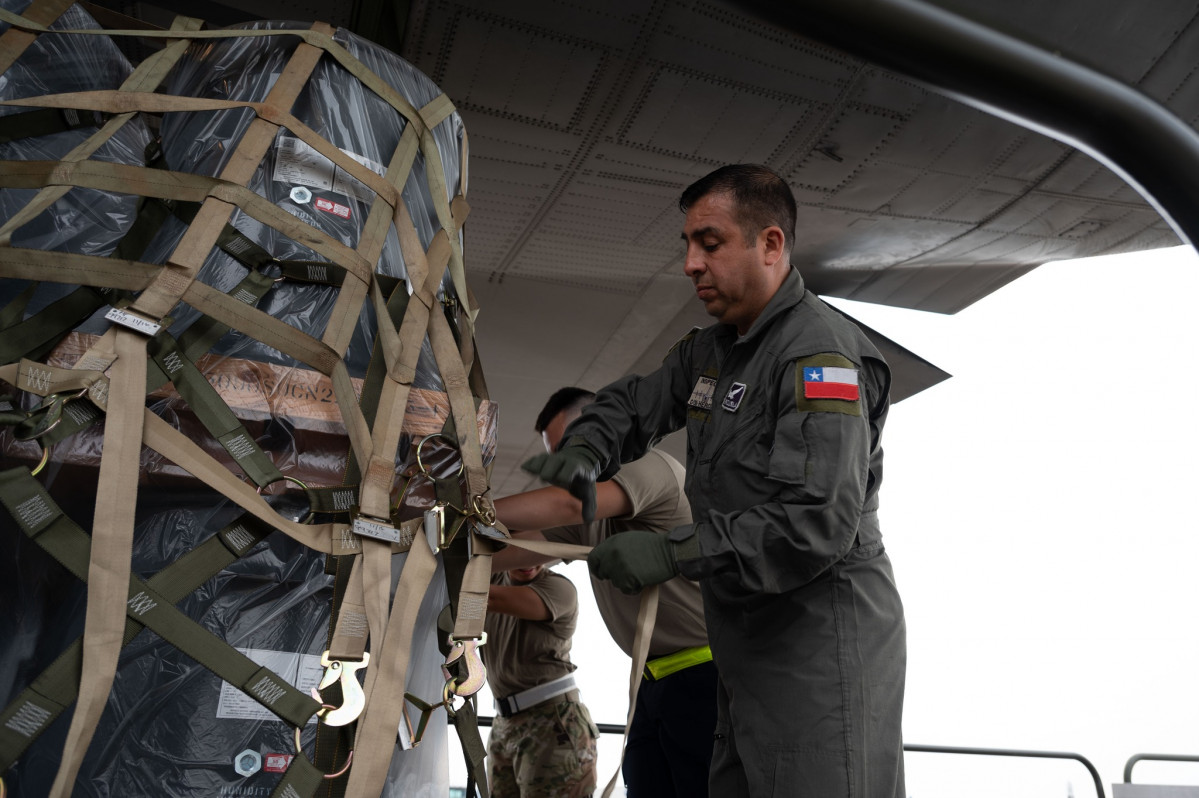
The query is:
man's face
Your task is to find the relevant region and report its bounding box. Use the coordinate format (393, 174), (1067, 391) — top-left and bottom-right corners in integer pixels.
(508, 564), (544, 584)
(541, 410), (570, 453)
(681, 191), (785, 334)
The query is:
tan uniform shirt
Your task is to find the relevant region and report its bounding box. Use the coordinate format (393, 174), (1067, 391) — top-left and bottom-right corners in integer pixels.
(543, 449), (707, 658)
(484, 568), (578, 700)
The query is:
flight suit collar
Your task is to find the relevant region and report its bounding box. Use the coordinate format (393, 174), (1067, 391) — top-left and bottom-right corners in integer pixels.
(720, 267), (805, 347)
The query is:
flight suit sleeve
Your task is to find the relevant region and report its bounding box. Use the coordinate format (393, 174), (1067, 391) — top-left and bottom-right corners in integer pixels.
(562, 337), (696, 478)
(670, 353), (890, 595)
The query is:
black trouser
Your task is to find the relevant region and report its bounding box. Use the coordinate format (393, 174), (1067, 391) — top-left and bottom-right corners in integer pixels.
(622, 659), (718, 798)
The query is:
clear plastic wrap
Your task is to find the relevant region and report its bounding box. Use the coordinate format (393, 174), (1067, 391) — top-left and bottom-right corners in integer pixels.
(1, 6), (489, 797)
(0, 0), (153, 295)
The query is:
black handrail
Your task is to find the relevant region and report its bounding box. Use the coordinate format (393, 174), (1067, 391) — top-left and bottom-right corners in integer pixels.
(477, 716), (1107, 797)
(905, 744), (1106, 798)
(1124, 753), (1199, 783)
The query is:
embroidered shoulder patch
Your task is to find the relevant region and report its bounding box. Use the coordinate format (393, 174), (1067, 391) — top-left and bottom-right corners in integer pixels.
(794, 353), (861, 416)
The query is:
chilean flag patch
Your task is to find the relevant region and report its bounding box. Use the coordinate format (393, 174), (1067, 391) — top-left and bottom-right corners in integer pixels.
(803, 366), (859, 401)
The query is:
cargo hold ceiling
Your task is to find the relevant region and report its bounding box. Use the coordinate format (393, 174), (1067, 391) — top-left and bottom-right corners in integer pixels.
(85, 0), (1186, 316)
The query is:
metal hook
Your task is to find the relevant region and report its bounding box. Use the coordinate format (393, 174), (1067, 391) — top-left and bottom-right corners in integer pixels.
(311, 651), (369, 727)
(441, 633), (488, 699)
(18, 388), (85, 442)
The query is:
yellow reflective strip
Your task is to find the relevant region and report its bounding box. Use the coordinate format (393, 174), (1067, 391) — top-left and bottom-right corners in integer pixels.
(644, 645), (712, 680)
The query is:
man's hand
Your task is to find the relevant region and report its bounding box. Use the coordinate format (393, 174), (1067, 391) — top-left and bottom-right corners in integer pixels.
(588, 531), (679, 594)
(521, 443), (601, 522)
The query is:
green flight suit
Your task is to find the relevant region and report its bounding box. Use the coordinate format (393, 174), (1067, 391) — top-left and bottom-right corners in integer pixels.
(566, 268), (906, 797)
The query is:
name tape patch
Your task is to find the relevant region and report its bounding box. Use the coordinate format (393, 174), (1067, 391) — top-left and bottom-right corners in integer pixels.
(688, 376), (716, 412)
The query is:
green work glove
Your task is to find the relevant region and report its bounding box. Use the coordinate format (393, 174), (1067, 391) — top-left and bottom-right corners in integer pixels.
(521, 441), (601, 523)
(588, 530), (679, 594)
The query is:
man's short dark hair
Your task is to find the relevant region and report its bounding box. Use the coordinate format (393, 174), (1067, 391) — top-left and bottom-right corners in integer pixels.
(535, 387), (596, 433)
(679, 164), (797, 254)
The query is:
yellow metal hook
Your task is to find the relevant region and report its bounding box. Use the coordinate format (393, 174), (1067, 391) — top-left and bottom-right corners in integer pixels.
(441, 633), (488, 699)
(310, 651), (369, 727)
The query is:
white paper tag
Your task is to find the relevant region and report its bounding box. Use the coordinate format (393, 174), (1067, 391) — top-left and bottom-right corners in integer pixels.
(272, 135), (385, 203)
(104, 307), (161, 336)
(353, 515), (400, 543)
(215, 648), (323, 721)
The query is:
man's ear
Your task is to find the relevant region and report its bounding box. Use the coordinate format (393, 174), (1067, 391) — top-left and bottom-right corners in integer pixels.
(760, 225), (786, 267)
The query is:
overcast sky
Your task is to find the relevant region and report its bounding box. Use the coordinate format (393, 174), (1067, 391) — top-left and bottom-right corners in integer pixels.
(454, 244), (1199, 796)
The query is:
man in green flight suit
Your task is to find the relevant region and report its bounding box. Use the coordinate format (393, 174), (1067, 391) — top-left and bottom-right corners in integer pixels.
(523, 164), (907, 797)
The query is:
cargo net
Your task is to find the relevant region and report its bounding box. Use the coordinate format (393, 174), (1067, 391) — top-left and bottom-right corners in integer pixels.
(0, 1), (504, 796)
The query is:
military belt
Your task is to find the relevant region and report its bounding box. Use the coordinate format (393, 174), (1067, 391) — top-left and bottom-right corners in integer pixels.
(494, 673), (577, 717)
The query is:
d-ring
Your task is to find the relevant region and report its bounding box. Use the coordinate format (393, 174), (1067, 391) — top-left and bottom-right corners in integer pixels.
(256, 475), (314, 523)
(293, 727), (353, 779)
(415, 433), (464, 477)
(30, 446), (51, 477)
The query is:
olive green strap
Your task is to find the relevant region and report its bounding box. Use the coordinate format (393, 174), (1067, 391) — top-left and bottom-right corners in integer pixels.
(268, 754), (325, 798)
(147, 330), (284, 487)
(449, 700), (489, 798)
(0, 286), (108, 366)
(0, 467), (321, 730)
(0, 280), (37, 329)
(144, 267), (277, 390)
(0, 507), (275, 771)
(0, 106), (107, 144)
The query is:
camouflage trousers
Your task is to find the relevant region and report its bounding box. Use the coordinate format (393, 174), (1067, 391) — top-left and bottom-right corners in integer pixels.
(488, 697), (599, 798)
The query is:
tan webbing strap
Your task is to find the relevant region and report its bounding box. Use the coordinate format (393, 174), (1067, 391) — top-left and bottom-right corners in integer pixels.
(344, 534), (439, 798)
(328, 555), (368, 660)
(0, 91), (402, 211)
(498, 537), (592, 562)
(0, 12), (202, 247)
(140, 410), (358, 556)
(0, 19), (438, 147)
(348, 206), (454, 736)
(318, 125), (419, 359)
(498, 534), (657, 797)
(338, 134), (429, 518)
(0, 160), (374, 287)
(47, 328), (146, 798)
(9, 358), (105, 398)
(602, 586), (659, 798)
(0, 246), (158, 290)
(416, 202), (491, 644)
(177, 281), (375, 474)
(354, 228), (448, 520)
(427, 307), (487, 503)
(129, 22), (332, 323)
(409, 95), (471, 321)
(0, 0), (73, 75)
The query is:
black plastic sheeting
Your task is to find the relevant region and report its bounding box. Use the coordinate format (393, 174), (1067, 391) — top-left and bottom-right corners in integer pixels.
(1, 1), (482, 795)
